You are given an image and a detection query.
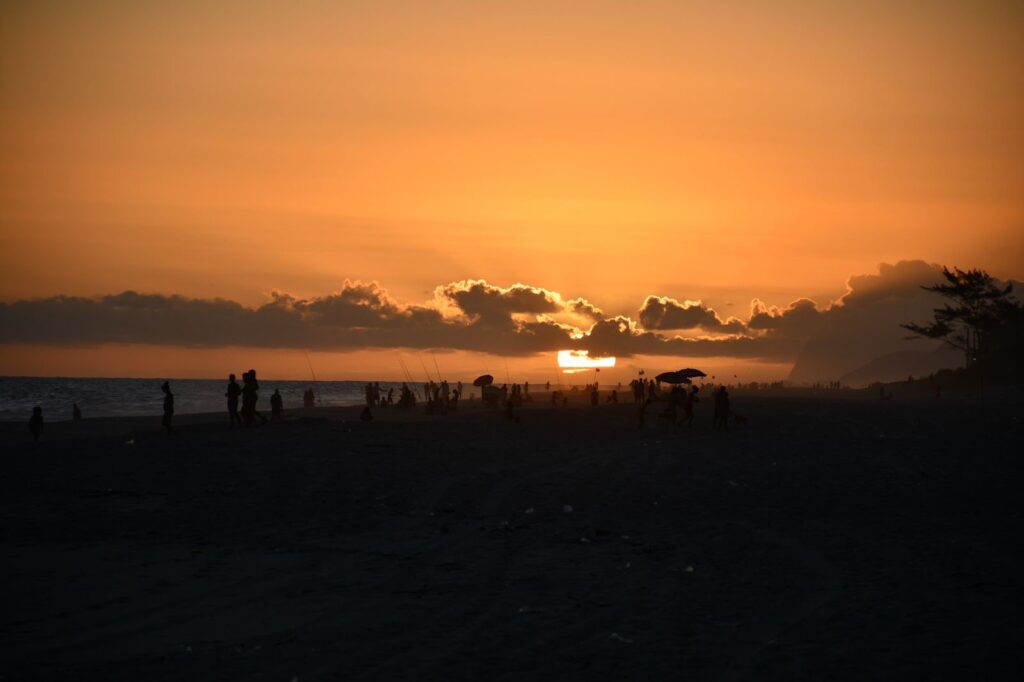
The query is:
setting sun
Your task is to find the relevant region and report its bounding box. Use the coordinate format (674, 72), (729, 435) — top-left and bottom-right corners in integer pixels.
(557, 350), (617, 370)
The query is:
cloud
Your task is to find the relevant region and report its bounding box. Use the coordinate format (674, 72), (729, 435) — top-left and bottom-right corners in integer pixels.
(434, 280), (563, 324)
(779, 261), (952, 381)
(747, 298), (823, 336)
(0, 261), (980, 377)
(581, 315), (790, 359)
(566, 297), (604, 321)
(263, 281), (444, 329)
(838, 260), (945, 307)
(638, 296), (745, 334)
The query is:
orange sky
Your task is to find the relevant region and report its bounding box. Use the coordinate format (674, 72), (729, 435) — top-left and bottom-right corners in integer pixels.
(1, 1), (1022, 379)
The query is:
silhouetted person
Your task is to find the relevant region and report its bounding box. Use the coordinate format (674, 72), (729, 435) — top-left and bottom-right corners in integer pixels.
(666, 385), (682, 422)
(226, 374), (242, 427)
(636, 396), (650, 429)
(161, 382), (175, 434)
(29, 406), (43, 441)
(270, 389), (283, 421)
(680, 386), (699, 428)
(631, 378), (643, 403)
(72, 403), (82, 422)
(713, 386), (730, 431)
(360, 405), (373, 422)
(241, 370), (268, 426)
(504, 399), (520, 424)
(590, 386), (599, 406)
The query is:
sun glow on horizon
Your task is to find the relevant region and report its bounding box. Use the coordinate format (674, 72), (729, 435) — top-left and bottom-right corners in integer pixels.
(557, 350), (616, 370)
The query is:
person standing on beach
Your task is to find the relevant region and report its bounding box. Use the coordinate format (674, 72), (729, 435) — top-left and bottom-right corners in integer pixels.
(226, 374), (242, 427)
(161, 382), (175, 434)
(713, 386), (730, 431)
(680, 386), (699, 428)
(241, 372), (254, 425)
(668, 385), (682, 421)
(29, 406), (43, 441)
(636, 394), (650, 428)
(712, 386), (720, 429)
(270, 389), (283, 421)
(72, 403), (82, 422)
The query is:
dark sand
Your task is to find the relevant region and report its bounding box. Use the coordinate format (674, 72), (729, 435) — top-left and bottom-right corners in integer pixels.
(2, 393), (1022, 680)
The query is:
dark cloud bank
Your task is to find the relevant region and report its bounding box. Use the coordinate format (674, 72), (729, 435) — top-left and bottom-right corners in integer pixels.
(0, 261), (987, 382)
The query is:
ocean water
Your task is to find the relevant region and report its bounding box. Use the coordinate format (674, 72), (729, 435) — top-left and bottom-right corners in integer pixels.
(0, 377), (423, 421)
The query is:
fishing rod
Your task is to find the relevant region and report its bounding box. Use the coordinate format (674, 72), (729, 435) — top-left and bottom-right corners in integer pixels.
(417, 354), (433, 385)
(396, 354), (410, 383)
(431, 351), (442, 383)
(304, 350), (321, 405)
(396, 353), (424, 401)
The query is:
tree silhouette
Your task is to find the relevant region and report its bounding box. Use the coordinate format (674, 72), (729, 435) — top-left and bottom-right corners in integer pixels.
(902, 267), (1022, 378)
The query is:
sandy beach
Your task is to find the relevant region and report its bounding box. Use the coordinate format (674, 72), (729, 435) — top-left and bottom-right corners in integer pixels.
(1, 392), (1022, 680)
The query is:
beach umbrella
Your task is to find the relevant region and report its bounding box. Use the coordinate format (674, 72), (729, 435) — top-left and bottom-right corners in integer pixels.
(473, 374), (494, 387)
(655, 371), (693, 385)
(677, 368), (707, 378)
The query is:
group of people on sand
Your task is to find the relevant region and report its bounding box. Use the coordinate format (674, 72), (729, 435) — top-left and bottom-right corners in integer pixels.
(506, 382), (529, 407)
(629, 377), (659, 404)
(224, 370), (282, 429)
(584, 384), (620, 406)
(663, 385), (701, 428)
(360, 380), (466, 418)
(364, 382), (393, 408)
(163, 371), (286, 434)
(26, 402), (83, 441)
(423, 380), (462, 415)
(632, 378), (735, 431)
(25, 374), (739, 441)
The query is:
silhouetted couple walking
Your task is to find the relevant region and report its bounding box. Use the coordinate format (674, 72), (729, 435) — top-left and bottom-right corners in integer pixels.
(227, 370), (268, 427)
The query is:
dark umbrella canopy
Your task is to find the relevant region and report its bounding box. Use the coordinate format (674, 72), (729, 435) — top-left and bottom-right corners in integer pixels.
(473, 374), (494, 387)
(677, 368), (707, 378)
(655, 371), (693, 385)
